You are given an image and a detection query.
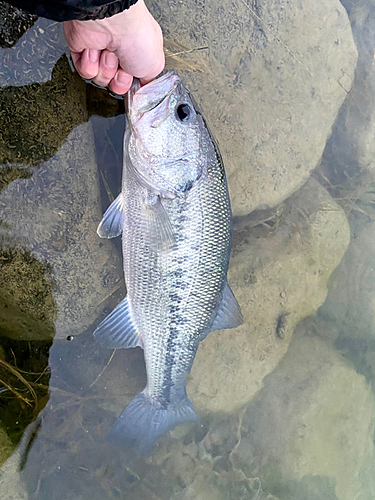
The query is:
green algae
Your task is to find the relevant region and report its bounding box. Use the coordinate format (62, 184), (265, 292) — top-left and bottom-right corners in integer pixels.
(0, 165), (32, 192)
(0, 55), (88, 166)
(0, 247), (56, 341)
(0, 54), (123, 169)
(0, 1), (37, 49)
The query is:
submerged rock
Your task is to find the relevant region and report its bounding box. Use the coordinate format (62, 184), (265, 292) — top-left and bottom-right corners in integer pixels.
(0, 121), (123, 340)
(0, 448), (28, 500)
(149, 0), (357, 215)
(0, 1), (37, 49)
(0, 427), (15, 470)
(0, 18), (66, 87)
(317, 0), (375, 191)
(0, 247), (56, 341)
(0, 55), (87, 167)
(318, 219), (375, 343)
(316, 211), (375, 386)
(188, 178), (350, 414)
(235, 328), (375, 500)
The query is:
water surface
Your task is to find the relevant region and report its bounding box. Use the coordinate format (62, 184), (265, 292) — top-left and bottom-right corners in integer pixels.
(0, 2), (375, 499)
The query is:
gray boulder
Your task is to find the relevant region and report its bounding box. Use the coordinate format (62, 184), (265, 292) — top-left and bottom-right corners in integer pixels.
(149, 0), (357, 215)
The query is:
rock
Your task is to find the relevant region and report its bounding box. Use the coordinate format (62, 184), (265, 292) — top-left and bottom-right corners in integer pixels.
(0, 121), (123, 340)
(0, 1), (37, 49)
(318, 218), (375, 342)
(148, 0), (357, 215)
(0, 18), (67, 87)
(0, 50), (123, 342)
(235, 331), (375, 500)
(0, 247), (56, 340)
(316, 215), (375, 384)
(170, 468), (269, 500)
(202, 416), (240, 459)
(316, 0), (375, 192)
(0, 448), (28, 500)
(188, 178), (350, 414)
(0, 333), (146, 500)
(0, 55), (87, 167)
(171, 465), (222, 500)
(0, 427), (15, 470)
(309, 1), (375, 386)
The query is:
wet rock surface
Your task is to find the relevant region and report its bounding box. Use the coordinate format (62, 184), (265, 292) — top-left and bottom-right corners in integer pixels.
(318, 215), (375, 343)
(0, 120), (123, 340)
(149, 0), (357, 216)
(188, 178), (350, 414)
(234, 325), (375, 500)
(0, 22), (123, 342)
(0, 248), (56, 341)
(0, 424), (15, 469)
(0, 448), (28, 500)
(0, 18), (66, 87)
(0, 55), (87, 166)
(317, 0), (375, 191)
(0, 2), (37, 49)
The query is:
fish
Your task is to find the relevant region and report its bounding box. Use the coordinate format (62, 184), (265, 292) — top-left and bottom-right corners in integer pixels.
(93, 71), (243, 452)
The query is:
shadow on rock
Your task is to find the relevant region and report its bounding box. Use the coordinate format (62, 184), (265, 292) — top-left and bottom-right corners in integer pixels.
(0, 54), (122, 168)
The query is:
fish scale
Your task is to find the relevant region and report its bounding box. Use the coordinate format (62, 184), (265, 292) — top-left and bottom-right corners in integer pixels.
(93, 71), (242, 451)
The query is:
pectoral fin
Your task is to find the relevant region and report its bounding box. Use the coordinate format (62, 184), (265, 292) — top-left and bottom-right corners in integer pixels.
(97, 194), (124, 239)
(141, 195), (176, 253)
(210, 283), (243, 332)
(93, 297), (143, 349)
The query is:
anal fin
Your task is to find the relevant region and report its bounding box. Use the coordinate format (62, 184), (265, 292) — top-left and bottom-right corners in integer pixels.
(93, 297), (143, 349)
(210, 282), (243, 332)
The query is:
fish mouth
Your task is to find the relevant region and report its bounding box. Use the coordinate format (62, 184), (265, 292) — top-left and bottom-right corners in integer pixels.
(125, 78), (141, 115)
(126, 71), (181, 119)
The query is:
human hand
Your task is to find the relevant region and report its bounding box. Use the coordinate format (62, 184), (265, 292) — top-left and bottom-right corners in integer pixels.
(63, 0), (164, 95)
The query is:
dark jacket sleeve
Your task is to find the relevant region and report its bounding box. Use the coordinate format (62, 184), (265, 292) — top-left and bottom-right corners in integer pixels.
(5, 0), (138, 22)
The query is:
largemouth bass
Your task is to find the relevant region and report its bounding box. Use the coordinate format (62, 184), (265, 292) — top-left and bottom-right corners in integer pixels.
(94, 71), (242, 451)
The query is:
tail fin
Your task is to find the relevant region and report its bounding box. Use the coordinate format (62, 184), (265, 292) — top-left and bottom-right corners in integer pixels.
(106, 390), (198, 452)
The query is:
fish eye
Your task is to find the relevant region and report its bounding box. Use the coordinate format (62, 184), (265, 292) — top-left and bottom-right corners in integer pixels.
(176, 103), (193, 122)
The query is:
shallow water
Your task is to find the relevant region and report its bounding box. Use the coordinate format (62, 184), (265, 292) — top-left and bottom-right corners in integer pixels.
(0, 1), (375, 499)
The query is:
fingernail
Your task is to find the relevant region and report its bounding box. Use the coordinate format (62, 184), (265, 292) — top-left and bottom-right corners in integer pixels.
(104, 52), (118, 69)
(89, 49), (99, 63)
(116, 71), (132, 85)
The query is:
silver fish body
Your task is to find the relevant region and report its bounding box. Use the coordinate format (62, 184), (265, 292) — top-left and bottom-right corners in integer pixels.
(94, 72), (242, 451)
